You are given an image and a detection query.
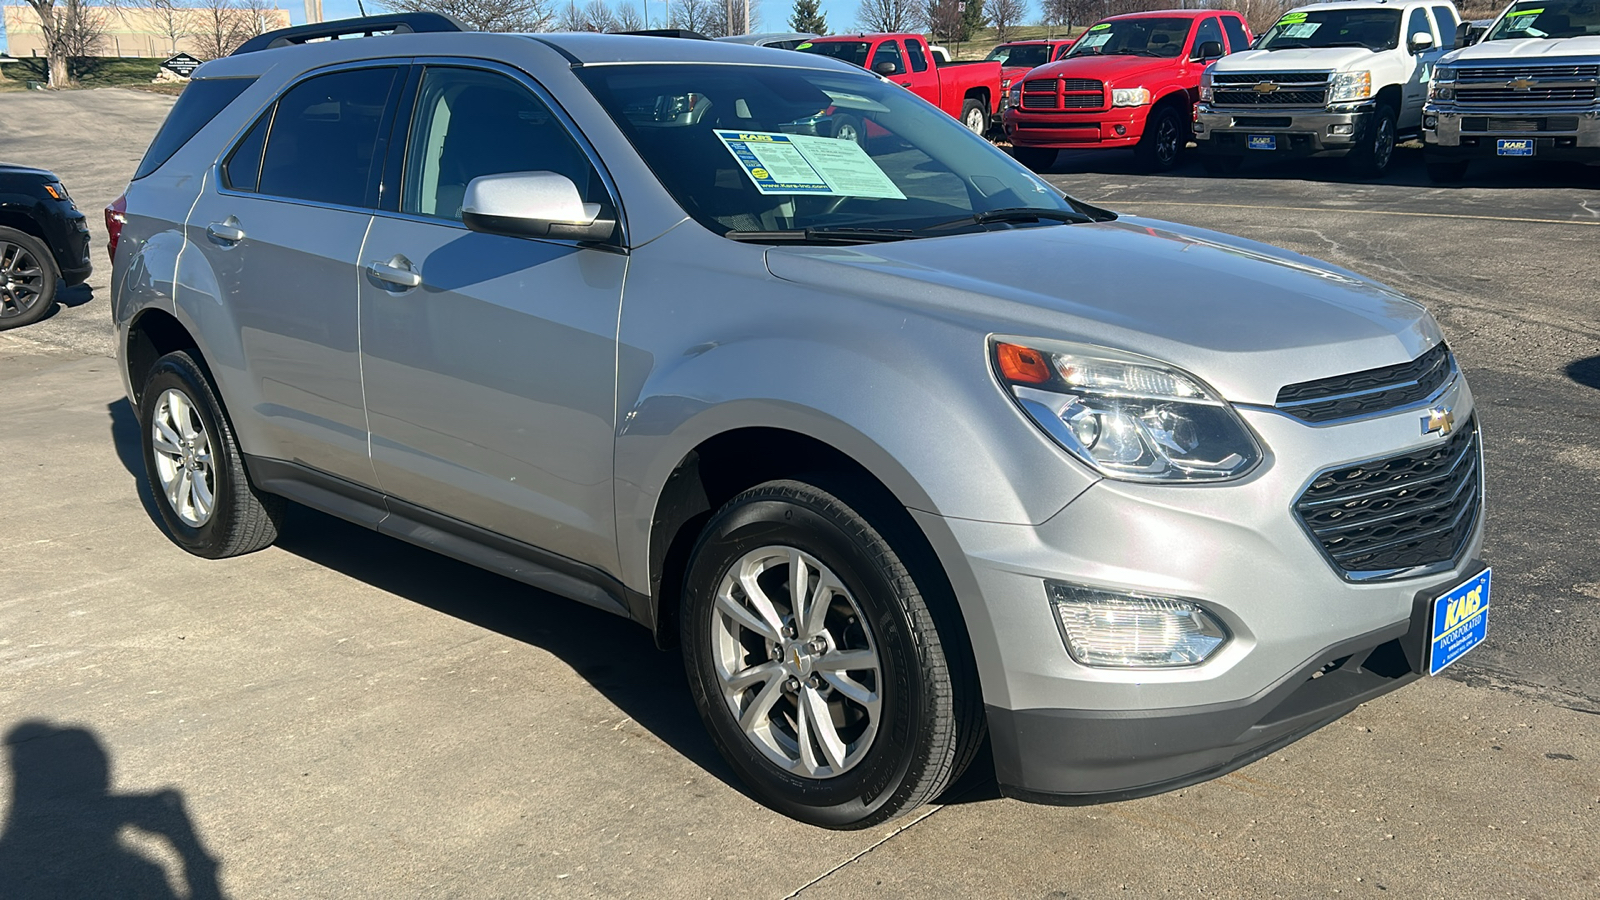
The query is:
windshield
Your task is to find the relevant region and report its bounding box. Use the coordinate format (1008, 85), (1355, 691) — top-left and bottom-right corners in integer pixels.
(1256, 9), (1402, 51)
(1066, 18), (1195, 58)
(794, 41), (873, 67)
(1486, 0), (1600, 39)
(987, 43), (1055, 68)
(575, 64), (1082, 239)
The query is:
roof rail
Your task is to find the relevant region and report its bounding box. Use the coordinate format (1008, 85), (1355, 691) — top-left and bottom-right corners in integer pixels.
(231, 12), (467, 56)
(614, 29), (714, 40)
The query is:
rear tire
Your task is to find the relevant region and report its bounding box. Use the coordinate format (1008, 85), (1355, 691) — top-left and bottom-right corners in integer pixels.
(1426, 159), (1469, 183)
(139, 351), (284, 558)
(960, 99), (989, 136)
(680, 477), (983, 829)
(0, 226), (58, 331)
(1346, 103), (1398, 177)
(1011, 146), (1058, 172)
(1134, 104), (1186, 172)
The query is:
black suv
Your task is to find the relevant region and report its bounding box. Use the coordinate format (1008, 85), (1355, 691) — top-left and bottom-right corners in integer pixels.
(0, 163), (92, 330)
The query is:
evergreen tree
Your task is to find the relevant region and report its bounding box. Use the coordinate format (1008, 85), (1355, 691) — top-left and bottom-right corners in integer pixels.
(789, 0), (827, 34)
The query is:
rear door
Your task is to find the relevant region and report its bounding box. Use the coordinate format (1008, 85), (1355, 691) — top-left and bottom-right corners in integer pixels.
(184, 64), (401, 487)
(356, 62), (627, 570)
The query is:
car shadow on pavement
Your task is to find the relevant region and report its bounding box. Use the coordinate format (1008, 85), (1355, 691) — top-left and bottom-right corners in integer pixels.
(108, 398), (166, 527)
(1567, 356), (1600, 391)
(0, 721), (225, 900)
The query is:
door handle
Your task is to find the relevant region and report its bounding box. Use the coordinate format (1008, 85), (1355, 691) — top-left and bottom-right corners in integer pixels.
(206, 217), (245, 244)
(366, 254), (422, 289)
(898, 81), (913, 87)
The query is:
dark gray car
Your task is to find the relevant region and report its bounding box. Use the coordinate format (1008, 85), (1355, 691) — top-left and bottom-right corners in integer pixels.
(110, 16), (1490, 829)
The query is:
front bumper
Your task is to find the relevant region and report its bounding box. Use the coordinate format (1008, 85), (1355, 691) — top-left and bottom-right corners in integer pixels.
(1423, 104), (1600, 161)
(1003, 106), (1148, 149)
(916, 373), (1486, 801)
(1195, 103), (1373, 158)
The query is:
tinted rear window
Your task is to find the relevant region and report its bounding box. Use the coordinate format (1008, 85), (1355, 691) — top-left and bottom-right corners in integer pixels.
(133, 78), (256, 180)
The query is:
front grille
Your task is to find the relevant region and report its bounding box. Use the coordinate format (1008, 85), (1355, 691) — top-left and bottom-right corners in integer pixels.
(1457, 64), (1600, 80)
(1213, 72), (1329, 84)
(1231, 116), (1293, 128)
(1276, 343), (1454, 424)
(1296, 420), (1481, 579)
(1021, 92), (1058, 109)
(1455, 85), (1598, 104)
(1214, 88), (1328, 106)
(1462, 116), (1581, 133)
(1020, 77), (1104, 111)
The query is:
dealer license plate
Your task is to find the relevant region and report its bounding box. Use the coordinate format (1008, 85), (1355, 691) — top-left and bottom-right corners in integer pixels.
(1248, 134), (1277, 151)
(1497, 138), (1534, 157)
(1427, 568), (1491, 675)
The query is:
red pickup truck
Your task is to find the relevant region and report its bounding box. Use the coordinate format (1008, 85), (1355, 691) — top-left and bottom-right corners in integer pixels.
(1001, 10), (1251, 172)
(797, 34), (1004, 135)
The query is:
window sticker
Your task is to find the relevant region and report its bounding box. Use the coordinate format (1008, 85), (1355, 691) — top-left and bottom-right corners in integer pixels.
(1282, 22), (1322, 38)
(1089, 23), (1111, 30)
(1506, 7), (1543, 15)
(715, 130), (906, 199)
(1276, 12), (1309, 26)
(1079, 32), (1114, 49)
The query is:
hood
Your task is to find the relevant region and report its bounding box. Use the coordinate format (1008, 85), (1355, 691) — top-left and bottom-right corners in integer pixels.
(1211, 46), (1378, 72)
(1443, 35), (1600, 63)
(1029, 54), (1178, 85)
(763, 218), (1441, 406)
(0, 164), (55, 179)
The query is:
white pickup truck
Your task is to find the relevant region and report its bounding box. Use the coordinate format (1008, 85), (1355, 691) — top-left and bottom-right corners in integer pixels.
(1423, 0), (1600, 181)
(1195, 0), (1461, 176)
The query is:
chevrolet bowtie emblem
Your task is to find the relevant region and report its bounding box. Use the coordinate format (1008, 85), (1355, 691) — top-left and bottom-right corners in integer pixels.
(1254, 81), (1280, 93)
(1509, 77), (1539, 90)
(1422, 405), (1455, 437)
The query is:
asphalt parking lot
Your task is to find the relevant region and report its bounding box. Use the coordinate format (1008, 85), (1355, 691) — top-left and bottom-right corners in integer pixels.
(1, 89), (1597, 897)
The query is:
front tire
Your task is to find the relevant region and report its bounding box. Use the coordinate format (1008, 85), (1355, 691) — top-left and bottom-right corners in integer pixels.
(681, 478), (981, 829)
(831, 114), (866, 148)
(1134, 104), (1186, 172)
(1347, 104), (1398, 177)
(960, 99), (989, 136)
(0, 226), (58, 331)
(139, 351), (284, 558)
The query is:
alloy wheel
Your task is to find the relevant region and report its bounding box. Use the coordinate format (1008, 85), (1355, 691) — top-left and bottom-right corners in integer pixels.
(0, 240), (45, 321)
(711, 545), (882, 779)
(150, 388), (217, 527)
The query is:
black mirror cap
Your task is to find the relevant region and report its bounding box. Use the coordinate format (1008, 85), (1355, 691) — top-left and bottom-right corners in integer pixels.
(874, 61), (900, 76)
(1453, 22), (1470, 48)
(1195, 40), (1225, 61)
(463, 210), (617, 243)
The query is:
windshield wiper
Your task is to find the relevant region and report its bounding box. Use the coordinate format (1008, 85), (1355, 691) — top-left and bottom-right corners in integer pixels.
(921, 207), (1093, 232)
(724, 226), (915, 244)
(1108, 49), (1161, 56)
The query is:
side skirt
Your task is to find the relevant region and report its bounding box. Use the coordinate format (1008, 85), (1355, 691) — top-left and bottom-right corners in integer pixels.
(244, 455), (647, 624)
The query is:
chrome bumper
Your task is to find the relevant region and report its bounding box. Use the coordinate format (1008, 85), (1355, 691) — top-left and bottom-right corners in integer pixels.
(1423, 104), (1600, 147)
(1194, 104), (1373, 155)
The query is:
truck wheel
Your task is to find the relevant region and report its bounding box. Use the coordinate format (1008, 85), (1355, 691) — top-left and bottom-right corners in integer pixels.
(960, 99), (988, 136)
(1011, 146), (1057, 172)
(139, 351), (285, 558)
(1347, 104), (1398, 177)
(1200, 154), (1242, 175)
(1134, 104), (1186, 172)
(0, 226), (58, 331)
(1426, 159), (1469, 183)
(831, 114), (866, 148)
(680, 477), (983, 830)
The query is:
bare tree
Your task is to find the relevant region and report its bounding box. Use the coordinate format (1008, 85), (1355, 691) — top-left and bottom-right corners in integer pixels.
(192, 0), (248, 59)
(129, 0), (197, 57)
(856, 0), (921, 33)
(555, 0), (588, 29)
(614, 1), (644, 29)
(380, 0), (556, 32)
(1209, 0), (1294, 33)
(237, 0), (274, 39)
(987, 0), (1026, 42)
(582, 0), (617, 30)
(670, 0), (720, 33)
(21, 0), (70, 87)
(57, 0), (108, 60)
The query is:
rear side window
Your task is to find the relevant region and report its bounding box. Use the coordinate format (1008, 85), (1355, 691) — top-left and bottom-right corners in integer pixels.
(133, 78), (256, 180)
(257, 67), (399, 209)
(1222, 15), (1251, 52)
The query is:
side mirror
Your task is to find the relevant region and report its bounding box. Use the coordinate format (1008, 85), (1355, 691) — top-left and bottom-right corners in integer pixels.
(874, 60), (900, 76)
(461, 171), (615, 243)
(1194, 40), (1225, 61)
(1454, 22), (1472, 47)
(1410, 31), (1435, 52)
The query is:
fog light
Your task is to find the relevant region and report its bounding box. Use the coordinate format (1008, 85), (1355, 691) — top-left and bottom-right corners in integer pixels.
(1424, 115), (1437, 130)
(1114, 124), (1127, 136)
(1048, 581), (1229, 668)
(1330, 123), (1355, 135)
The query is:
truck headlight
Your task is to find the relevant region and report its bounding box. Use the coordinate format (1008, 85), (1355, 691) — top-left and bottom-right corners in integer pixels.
(1199, 72), (1214, 104)
(1007, 84), (1022, 108)
(1328, 71), (1373, 104)
(994, 341), (1262, 483)
(1429, 67), (1456, 102)
(1049, 581), (1230, 668)
(1111, 87), (1151, 107)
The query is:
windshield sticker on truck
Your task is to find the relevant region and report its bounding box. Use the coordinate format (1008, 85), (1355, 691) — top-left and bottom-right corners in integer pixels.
(1506, 8), (1543, 15)
(716, 130), (906, 199)
(796, 42), (814, 49)
(1079, 33), (1114, 49)
(1281, 22), (1322, 38)
(1089, 23), (1111, 30)
(1276, 12), (1309, 25)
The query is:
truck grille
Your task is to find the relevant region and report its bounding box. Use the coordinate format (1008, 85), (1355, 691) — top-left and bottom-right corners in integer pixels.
(1295, 419), (1481, 579)
(1455, 85), (1598, 105)
(1461, 116), (1581, 133)
(1213, 72), (1328, 107)
(1457, 64), (1600, 80)
(1020, 77), (1104, 111)
(1275, 343), (1454, 424)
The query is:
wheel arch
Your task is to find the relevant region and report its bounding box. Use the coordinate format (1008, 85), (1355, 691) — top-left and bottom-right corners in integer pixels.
(1374, 84), (1403, 111)
(125, 307), (200, 407)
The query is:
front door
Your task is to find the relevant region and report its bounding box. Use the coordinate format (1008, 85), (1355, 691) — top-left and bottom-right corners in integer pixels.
(357, 64), (627, 572)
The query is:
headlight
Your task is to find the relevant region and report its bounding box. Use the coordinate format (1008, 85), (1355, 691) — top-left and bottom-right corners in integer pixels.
(1006, 84), (1022, 108)
(1327, 71), (1373, 104)
(1111, 87), (1151, 107)
(994, 341), (1261, 483)
(1049, 581), (1230, 668)
(1428, 67), (1456, 102)
(1199, 72), (1214, 104)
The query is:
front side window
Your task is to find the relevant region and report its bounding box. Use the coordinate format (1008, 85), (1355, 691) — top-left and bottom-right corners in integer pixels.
(1405, 8), (1434, 47)
(1193, 17), (1225, 57)
(1067, 18), (1197, 59)
(400, 67), (608, 223)
(871, 41), (905, 75)
(1486, 0), (1600, 40)
(1255, 9), (1403, 52)
(575, 64), (1083, 239)
(257, 67), (398, 208)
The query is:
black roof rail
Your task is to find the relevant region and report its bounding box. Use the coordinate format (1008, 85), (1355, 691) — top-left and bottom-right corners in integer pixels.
(231, 12), (467, 56)
(614, 29), (713, 40)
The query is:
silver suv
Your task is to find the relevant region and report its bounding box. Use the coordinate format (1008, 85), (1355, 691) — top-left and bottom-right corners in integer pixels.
(110, 14), (1491, 829)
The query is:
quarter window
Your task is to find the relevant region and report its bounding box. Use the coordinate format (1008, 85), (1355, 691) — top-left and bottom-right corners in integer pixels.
(223, 112), (270, 192)
(400, 67), (608, 223)
(256, 67), (399, 209)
